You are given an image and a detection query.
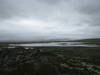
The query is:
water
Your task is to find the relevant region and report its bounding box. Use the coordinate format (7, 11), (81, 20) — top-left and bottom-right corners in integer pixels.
(9, 42), (100, 47)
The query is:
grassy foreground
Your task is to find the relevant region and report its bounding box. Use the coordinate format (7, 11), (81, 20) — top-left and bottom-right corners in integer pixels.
(0, 46), (100, 75)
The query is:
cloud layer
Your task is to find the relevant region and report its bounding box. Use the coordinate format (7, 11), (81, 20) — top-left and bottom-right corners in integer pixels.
(0, 0), (100, 40)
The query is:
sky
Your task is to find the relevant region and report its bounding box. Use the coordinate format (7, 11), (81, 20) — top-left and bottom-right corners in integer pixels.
(0, 0), (100, 40)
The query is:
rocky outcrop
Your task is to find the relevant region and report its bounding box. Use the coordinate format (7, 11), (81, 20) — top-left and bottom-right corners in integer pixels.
(0, 47), (100, 75)
(0, 47), (41, 67)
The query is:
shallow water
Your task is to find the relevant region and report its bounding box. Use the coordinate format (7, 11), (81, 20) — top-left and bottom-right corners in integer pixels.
(9, 42), (100, 47)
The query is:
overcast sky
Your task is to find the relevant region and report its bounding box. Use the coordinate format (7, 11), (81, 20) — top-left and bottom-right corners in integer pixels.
(0, 0), (100, 40)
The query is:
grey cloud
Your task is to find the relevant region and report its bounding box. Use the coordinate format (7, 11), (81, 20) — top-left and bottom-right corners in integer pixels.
(77, 0), (100, 15)
(37, 0), (66, 5)
(72, 0), (100, 26)
(0, 0), (100, 40)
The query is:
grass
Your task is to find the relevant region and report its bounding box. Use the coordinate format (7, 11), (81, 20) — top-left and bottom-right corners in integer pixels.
(0, 40), (100, 75)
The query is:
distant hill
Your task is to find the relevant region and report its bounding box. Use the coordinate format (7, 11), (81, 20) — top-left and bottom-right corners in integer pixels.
(72, 38), (100, 42)
(0, 38), (100, 43)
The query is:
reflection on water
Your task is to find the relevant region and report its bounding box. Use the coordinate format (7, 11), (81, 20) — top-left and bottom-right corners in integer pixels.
(9, 42), (100, 47)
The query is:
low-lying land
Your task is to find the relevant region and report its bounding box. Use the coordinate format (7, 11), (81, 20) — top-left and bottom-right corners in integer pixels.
(0, 39), (100, 75)
(0, 46), (100, 75)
